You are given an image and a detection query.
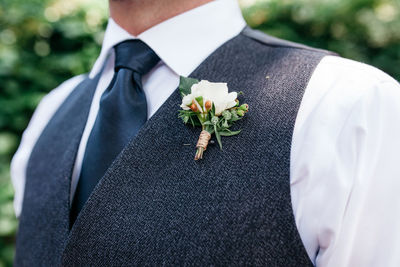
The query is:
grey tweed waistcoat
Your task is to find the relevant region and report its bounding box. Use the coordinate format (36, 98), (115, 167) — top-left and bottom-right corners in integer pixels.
(15, 27), (335, 266)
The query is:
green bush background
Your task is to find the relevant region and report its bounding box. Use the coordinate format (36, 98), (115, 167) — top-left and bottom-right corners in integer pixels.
(0, 0), (399, 265)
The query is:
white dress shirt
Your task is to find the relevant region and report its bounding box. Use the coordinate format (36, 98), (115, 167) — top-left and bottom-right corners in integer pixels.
(10, 0), (400, 266)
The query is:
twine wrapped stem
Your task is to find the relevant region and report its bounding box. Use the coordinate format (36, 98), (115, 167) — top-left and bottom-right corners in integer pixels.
(194, 130), (211, 160)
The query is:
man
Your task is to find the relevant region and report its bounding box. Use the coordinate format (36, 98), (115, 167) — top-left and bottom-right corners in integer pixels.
(11, 0), (400, 266)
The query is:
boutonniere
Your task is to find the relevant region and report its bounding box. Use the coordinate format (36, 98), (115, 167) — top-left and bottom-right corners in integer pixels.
(178, 76), (249, 160)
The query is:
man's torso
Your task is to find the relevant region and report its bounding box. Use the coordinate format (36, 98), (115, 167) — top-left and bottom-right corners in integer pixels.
(15, 28), (334, 266)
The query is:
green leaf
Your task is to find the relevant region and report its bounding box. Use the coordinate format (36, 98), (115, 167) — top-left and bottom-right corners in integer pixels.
(189, 116), (202, 127)
(229, 116), (242, 123)
(178, 109), (201, 127)
(179, 76), (199, 98)
(219, 129), (241, 136)
(211, 102), (216, 116)
(207, 127), (215, 135)
(195, 96), (203, 107)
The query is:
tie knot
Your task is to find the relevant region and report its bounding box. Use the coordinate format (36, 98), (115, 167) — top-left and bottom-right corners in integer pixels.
(114, 40), (160, 75)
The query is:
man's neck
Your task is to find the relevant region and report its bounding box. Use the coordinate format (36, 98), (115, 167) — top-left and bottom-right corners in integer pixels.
(109, 0), (213, 36)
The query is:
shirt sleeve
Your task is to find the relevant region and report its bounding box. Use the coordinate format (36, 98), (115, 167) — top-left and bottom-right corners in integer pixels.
(324, 78), (400, 267)
(291, 55), (400, 266)
(10, 75), (86, 218)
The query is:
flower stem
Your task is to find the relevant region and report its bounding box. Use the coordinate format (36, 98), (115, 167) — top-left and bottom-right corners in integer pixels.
(194, 147), (204, 160)
(194, 128), (211, 161)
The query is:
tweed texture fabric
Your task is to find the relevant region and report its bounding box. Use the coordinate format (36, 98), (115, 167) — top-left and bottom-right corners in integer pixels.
(16, 28), (335, 266)
(15, 74), (100, 266)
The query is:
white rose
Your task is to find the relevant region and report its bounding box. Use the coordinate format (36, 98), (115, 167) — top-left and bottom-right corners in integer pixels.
(180, 80), (237, 115)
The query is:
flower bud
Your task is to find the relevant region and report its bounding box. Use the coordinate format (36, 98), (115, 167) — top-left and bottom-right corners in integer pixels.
(237, 109), (245, 117)
(222, 110), (231, 120)
(190, 100), (198, 112)
(211, 116), (219, 125)
(239, 104), (249, 112)
(205, 100), (212, 111)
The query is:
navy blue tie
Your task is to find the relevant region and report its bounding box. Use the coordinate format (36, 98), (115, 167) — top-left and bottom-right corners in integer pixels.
(70, 40), (160, 224)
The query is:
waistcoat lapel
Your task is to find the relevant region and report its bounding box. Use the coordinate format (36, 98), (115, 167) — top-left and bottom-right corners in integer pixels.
(15, 74), (100, 266)
(60, 31), (327, 266)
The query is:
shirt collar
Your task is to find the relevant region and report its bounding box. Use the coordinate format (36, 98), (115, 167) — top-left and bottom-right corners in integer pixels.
(89, 0), (246, 78)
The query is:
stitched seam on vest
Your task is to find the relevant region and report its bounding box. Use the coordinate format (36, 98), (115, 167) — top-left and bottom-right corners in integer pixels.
(241, 26), (339, 56)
